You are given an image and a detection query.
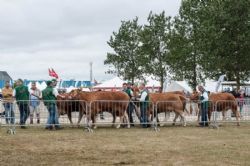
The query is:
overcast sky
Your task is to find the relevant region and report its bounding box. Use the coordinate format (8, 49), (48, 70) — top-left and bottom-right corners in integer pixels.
(0, 0), (181, 81)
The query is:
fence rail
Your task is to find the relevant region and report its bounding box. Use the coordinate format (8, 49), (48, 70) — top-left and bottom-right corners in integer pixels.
(1, 99), (250, 134)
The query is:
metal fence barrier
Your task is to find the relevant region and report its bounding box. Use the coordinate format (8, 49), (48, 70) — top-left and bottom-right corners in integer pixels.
(212, 99), (250, 127)
(0, 100), (88, 134)
(1, 99), (250, 134)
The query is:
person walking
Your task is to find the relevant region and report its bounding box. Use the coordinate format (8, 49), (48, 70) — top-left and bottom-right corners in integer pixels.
(29, 82), (42, 124)
(14, 79), (30, 128)
(198, 85), (209, 127)
(42, 81), (63, 130)
(2, 81), (15, 124)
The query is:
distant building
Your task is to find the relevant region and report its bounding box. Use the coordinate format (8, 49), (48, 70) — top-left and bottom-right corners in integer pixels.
(0, 71), (12, 89)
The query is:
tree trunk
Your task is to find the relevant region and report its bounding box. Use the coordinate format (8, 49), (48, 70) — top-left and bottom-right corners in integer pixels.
(160, 75), (164, 91)
(235, 72), (240, 90)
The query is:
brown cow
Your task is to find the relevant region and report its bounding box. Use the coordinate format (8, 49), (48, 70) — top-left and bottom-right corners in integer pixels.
(70, 90), (130, 129)
(57, 93), (85, 126)
(190, 92), (240, 126)
(155, 91), (189, 126)
(148, 93), (187, 126)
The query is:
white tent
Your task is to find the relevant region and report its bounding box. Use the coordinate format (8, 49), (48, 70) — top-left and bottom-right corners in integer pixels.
(165, 81), (192, 92)
(93, 77), (124, 89)
(145, 76), (161, 87)
(203, 80), (218, 92)
(94, 76), (161, 90)
(39, 81), (47, 90)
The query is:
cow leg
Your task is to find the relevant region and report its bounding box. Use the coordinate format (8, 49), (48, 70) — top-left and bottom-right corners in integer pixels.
(134, 104), (141, 121)
(172, 112), (179, 126)
(222, 111), (226, 121)
(179, 112), (186, 126)
(197, 108), (201, 124)
(116, 108), (130, 129)
(77, 110), (84, 127)
(208, 110), (212, 122)
(235, 111), (240, 126)
(67, 111), (73, 126)
(232, 108), (240, 126)
(160, 111), (170, 127)
(124, 110), (130, 128)
(111, 112), (116, 128)
(92, 114), (97, 129)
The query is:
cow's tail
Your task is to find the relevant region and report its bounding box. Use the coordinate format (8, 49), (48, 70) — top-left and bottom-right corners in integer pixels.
(179, 95), (190, 115)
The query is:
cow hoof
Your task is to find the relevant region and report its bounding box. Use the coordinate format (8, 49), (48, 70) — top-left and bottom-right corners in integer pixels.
(127, 125), (130, 129)
(116, 125), (121, 129)
(172, 123), (175, 126)
(93, 126), (97, 129)
(160, 123), (164, 127)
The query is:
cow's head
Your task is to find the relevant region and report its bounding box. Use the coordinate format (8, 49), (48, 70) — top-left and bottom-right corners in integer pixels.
(69, 89), (82, 99)
(188, 91), (200, 102)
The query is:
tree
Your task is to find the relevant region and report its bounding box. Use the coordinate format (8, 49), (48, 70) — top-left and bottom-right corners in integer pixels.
(179, 0), (250, 89)
(168, 15), (205, 90)
(104, 18), (143, 83)
(140, 11), (172, 88)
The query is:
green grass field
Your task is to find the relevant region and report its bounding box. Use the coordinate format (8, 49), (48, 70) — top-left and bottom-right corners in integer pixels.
(0, 124), (250, 166)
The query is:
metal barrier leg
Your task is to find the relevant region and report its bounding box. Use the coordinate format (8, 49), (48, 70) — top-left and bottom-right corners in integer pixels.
(210, 111), (219, 129)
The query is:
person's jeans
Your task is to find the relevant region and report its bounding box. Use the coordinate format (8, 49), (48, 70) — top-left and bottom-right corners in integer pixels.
(18, 103), (30, 125)
(200, 102), (208, 126)
(46, 104), (60, 128)
(29, 106), (40, 122)
(3, 103), (15, 124)
(140, 102), (148, 128)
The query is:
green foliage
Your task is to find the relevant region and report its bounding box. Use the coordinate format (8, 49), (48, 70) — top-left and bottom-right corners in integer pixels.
(104, 18), (143, 83)
(179, 0), (250, 88)
(140, 11), (172, 88)
(105, 0), (250, 89)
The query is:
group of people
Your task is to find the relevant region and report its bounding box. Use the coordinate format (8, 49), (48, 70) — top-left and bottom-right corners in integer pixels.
(122, 82), (150, 128)
(1, 78), (243, 129)
(0, 79), (64, 130)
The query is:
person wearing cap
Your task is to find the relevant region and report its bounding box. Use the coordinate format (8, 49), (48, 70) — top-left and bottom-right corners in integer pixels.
(139, 82), (149, 128)
(14, 79), (30, 128)
(42, 80), (64, 130)
(51, 79), (62, 126)
(198, 85), (209, 127)
(29, 82), (42, 124)
(2, 81), (15, 125)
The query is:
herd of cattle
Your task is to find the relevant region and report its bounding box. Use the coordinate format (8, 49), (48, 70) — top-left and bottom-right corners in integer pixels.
(56, 90), (241, 129)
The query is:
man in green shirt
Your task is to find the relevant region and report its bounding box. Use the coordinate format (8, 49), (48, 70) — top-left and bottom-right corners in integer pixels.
(42, 80), (64, 130)
(14, 79), (30, 128)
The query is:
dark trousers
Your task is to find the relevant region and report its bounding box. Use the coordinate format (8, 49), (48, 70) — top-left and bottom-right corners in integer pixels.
(127, 102), (135, 125)
(140, 102), (148, 128)
(18, 103), (30, 125)
(200, 102), (208, 126)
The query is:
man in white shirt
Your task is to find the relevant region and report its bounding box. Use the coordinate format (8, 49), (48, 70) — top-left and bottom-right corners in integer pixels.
(139, 83), (149, 128)
(29, 82), (42, 124)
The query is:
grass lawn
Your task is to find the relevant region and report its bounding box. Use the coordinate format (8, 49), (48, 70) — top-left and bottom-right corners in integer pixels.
(0, 123), (250, 166)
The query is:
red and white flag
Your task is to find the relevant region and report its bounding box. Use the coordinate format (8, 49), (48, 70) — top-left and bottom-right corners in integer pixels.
(48, 68), (59, 79)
